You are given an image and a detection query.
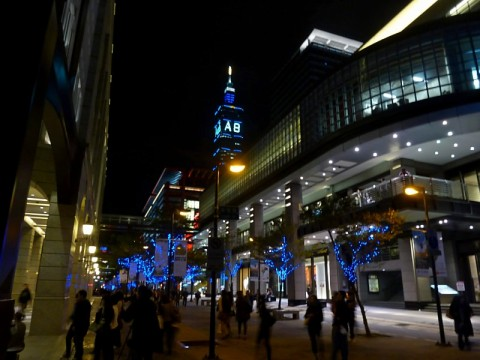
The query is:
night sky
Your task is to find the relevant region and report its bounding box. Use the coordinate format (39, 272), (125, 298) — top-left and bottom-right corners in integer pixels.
(103, 0), (411, 216)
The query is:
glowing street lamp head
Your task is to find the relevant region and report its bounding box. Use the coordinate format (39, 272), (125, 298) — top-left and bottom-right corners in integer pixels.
(404, 185), (424, 196)
(82, 223), (94, 236)
(229, 163), (245, 173)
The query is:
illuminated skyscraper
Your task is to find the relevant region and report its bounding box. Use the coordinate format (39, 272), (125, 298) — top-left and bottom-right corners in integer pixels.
(213, 66), (244, 165)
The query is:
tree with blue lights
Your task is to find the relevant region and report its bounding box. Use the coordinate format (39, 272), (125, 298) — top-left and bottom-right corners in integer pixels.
(224, 249), (243, 292)
(264, 235), (301, 310)
(325, 206), (404, 336)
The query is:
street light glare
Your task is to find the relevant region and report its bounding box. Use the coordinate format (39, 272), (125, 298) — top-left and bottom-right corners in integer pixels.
(404, 187), (420, 195)
(229, 164), (245, 173)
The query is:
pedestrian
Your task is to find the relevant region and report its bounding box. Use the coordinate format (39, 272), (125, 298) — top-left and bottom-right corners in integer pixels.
(256, 295), (276, 360)
(93, 292), (115, 360)
(331, 291), (349, 360)
(18, 283), (32, 315)
(304, 294), (324, 360)
(195, 290), (201, 306)
(182, 289), (188, 306)
(158, 292), (181, 355)
(122, 285), (162, 359)
(448, 292), (474, 350)
(217, 289), (233, 339)
(346, 290), (356, 341)
(235, 291), (252, 339)
(6, 312), (26, 360)
(111, 290), (125, 350)
(61, 289), (92, 360)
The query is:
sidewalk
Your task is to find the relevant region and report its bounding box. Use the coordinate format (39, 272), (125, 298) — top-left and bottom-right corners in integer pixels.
(20, 297), (479, 360)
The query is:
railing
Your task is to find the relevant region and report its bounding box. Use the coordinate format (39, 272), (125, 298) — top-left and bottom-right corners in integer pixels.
(353, 175), (465, 208)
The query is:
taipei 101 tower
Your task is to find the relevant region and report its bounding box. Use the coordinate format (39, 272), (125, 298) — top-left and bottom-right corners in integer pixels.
(212, 66), (244, 165)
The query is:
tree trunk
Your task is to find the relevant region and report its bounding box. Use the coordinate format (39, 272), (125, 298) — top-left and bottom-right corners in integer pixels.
(351, 283), (371, 336)
(277, 280), (284, 309)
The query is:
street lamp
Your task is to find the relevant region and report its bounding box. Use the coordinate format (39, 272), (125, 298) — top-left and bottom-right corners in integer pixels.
(404, 185), (447, 346)
(206, 162), (245, 360)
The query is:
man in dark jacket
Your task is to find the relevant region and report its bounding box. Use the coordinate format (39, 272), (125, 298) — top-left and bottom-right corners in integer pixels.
(62, 289), (92, 360)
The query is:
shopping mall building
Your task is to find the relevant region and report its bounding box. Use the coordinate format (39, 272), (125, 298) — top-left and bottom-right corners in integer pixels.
(195, 2), (480, 308)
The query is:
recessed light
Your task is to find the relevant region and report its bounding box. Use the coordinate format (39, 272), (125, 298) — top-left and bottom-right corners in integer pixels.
(329, 160), (333, 164)
(435, 151), (439, 155)
(436, 139), (441, 144)
(453, 143), (458, 147)
(373, 153), (378, 157)
(447, 131), (453, 136)
(451, 154), (455, 158)
(470, 146), (475, 151)
(406, 142), (411, 146)
(442, 120), (448, 125)
(354, 147), (359, 152)
(417, 148), (422, 152)
(393, 133), (398, 138)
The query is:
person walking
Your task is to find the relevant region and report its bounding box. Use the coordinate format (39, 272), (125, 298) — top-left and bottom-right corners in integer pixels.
(122, 285), (161, 360)
(304, 294), (324, 360)
(217, 289), (233, 339)
(62, 289), (92, 360)
(255, 295), (276, 360)
(234, 291), (252, 339)
(18, 283), (32, 315)
(158, 292), (181, 355)
(345, 290), (356, 341)
(449, 292), (474, 350)
(6, 312), (26, 360)
(195, 290), (201, 306)
(331, 291), (349, 360)
(93, 292), (115, 360)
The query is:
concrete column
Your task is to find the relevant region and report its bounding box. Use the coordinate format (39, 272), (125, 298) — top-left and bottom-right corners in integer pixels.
(249, 203), (264, 295)
(29, 193), (76, 335)
(12, 225), (43, 310)
(399, 234), (426, 308)
(284, 182), (306, 306)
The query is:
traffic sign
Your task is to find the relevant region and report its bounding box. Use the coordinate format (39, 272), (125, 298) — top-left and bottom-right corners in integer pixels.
(219, 206), (239, 220)
(207, 237), (224, 271)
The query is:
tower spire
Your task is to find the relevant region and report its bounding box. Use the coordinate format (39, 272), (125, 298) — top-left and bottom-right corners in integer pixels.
(224, 65), (235, 105)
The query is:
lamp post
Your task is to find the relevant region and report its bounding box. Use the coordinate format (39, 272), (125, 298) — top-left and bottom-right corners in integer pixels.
(404, 185), (447, 346)
(206, 162), (245, 360)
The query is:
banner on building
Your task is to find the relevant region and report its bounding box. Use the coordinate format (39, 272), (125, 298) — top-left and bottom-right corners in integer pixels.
(174, 241), (187, 277)
(260, 262), (269, 282)
(250, 259), (259, 281)
(120, 269), (128, 284)
(413, 230), (446, 278)
(128, 262), (137, 280)
(155, 239), (169, 275)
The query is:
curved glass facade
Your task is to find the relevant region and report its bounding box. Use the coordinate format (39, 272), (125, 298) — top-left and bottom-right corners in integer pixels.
(202, 14), (480, 220)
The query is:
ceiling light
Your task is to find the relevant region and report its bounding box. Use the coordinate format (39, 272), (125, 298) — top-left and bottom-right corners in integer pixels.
(393, 133), (398, 138)
(354, 147), (359, 152)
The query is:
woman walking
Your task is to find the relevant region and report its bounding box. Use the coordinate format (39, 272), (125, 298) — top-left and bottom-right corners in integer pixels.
(235, 291), (252, 339)
(449, 292), (474, 350)
(304, 294), (324, 360)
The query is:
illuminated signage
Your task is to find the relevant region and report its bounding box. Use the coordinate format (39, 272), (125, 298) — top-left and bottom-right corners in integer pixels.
(214, 119), (242, 138)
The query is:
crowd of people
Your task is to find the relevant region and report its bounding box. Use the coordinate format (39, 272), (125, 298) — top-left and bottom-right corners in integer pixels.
(18, 284), (475, 360)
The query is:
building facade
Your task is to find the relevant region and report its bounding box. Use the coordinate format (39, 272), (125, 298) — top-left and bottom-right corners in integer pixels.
(1, 0), (114, 347)
(196, 3), (480, 307)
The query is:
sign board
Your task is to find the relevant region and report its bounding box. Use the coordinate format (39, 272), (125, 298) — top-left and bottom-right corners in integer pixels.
(219, 206), (239, 220)
(207, 237), (224, 271)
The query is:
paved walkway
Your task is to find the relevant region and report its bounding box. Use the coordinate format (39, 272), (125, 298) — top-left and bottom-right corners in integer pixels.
(18, 297), (479, 360)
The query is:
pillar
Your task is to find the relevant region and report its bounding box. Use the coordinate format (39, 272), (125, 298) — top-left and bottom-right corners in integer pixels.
(284, 182), (307, 306)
